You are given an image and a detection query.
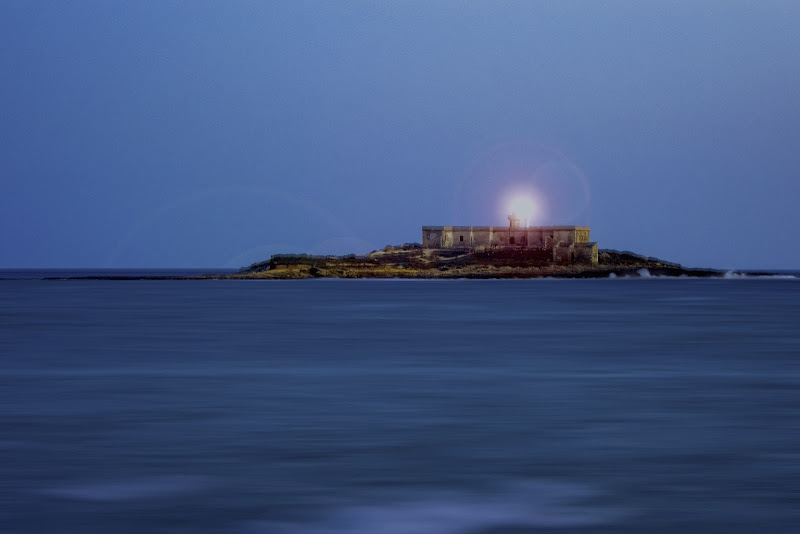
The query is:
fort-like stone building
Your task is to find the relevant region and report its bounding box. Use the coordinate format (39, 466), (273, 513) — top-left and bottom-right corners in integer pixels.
(422, 214), (598, 264)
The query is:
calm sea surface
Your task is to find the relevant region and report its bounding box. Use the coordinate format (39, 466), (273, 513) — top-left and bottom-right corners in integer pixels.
(1, 277), (799, 533)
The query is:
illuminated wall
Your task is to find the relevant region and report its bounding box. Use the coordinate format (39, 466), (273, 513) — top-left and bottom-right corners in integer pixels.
(421, 225), (597, 264)
(423, 226), (591, 248)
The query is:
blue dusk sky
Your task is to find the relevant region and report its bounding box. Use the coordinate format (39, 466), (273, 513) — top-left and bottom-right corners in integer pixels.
(1, 1), (798, 270)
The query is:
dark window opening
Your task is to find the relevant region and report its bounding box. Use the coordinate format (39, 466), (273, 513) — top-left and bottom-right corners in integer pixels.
(460, 235), (464, 242)
(510, 236), (515, 244)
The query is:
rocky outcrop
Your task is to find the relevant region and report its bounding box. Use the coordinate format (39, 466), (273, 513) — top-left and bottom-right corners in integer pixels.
(234, 247), (725, 279)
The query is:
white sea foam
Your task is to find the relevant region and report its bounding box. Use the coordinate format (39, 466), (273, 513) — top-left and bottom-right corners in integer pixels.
(602, 269), (798, 281)
(242, 480), (626, 534)
(40, 475), (208, 502)
(724, 271), (796, 279)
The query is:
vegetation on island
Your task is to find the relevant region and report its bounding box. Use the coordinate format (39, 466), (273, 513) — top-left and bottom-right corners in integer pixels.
(232, 243), (725, 279)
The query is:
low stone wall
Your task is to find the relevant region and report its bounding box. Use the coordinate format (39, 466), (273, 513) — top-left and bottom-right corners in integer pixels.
(423, 226), (591, 249)
(422, 226), (597, 264)
(553, 242), (598, 265)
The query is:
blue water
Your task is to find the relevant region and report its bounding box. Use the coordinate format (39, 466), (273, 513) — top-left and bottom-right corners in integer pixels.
(1, 278), (799, 533)
(0, 269), (236, 280)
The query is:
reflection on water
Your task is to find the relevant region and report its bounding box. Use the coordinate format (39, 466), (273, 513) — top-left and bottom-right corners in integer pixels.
(243, 480), (626, 534)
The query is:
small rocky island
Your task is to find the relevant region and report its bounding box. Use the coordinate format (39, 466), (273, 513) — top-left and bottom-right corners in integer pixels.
(234, 245), (724, 279)
(57, 220), (742, 280)
(233, 220), (727, 279)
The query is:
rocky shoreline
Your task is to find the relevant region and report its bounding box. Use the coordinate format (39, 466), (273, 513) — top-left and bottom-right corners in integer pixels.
(230, 244), (728, 280)
(47, 245), (772, 281)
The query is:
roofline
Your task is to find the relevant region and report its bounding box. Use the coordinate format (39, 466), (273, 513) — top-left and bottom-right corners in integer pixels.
(422, 225), (590, 231)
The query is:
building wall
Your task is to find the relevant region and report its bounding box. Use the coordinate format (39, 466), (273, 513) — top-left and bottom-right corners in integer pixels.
(422, 225), (596, 264)
(423, 226), (591, 249)
(552, 242), (598, 264)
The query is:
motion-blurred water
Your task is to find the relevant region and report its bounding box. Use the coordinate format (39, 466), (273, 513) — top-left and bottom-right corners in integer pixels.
(1, 277), (799, 533)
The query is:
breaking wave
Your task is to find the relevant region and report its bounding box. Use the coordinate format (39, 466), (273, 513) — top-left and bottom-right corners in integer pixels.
(242, 480), (626, 534)
(606, 270), (797, 280)
(724, 271), (797, 279)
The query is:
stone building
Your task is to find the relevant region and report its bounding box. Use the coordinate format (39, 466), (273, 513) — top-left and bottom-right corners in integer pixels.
(422, 214), (598, 264)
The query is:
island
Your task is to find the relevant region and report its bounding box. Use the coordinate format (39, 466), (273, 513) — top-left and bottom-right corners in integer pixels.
(51, 220), (754, 280)
(233, 245), (723, 279)
(230, 219), (728, 279)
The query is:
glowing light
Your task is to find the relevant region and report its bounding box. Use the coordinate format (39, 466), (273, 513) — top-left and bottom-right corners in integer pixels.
(509, 195), (537, 225)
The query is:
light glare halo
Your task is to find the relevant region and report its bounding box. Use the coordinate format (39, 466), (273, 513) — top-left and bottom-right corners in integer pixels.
(509, 195), (538, 223)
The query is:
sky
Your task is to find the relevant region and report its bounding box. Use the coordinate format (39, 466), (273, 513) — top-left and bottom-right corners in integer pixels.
(1, 1), (799, 270)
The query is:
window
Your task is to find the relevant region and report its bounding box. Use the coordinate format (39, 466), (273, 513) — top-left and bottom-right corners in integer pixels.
(510, 236), (515, 244)
(460, 235), (464, 242)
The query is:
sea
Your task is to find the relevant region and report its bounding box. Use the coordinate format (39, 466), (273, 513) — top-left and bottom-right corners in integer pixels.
(1, 271), (799, 534)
